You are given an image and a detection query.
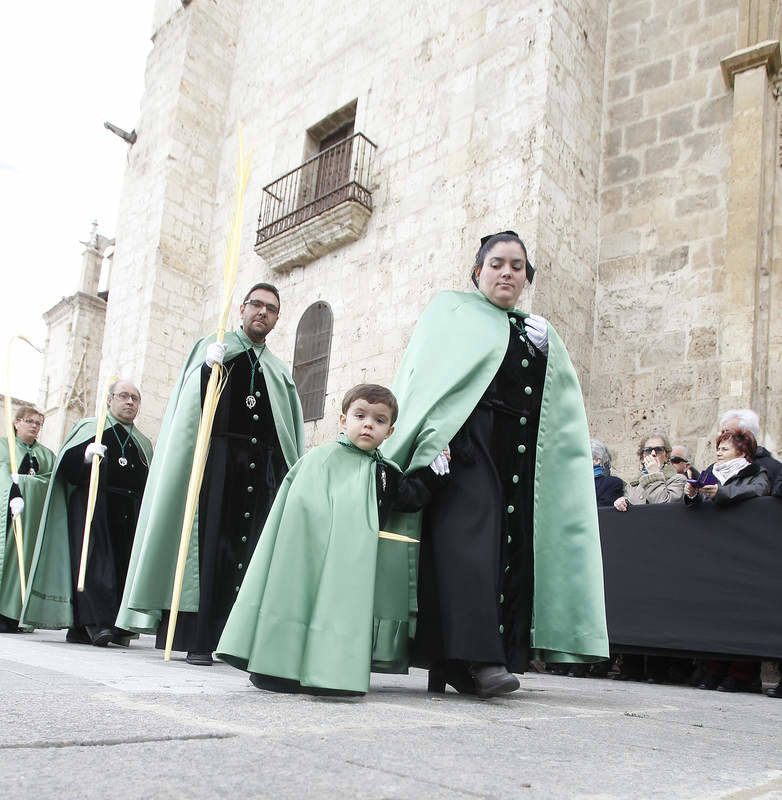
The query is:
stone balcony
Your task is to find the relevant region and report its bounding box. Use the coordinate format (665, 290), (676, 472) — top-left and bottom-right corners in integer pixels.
(254, 132), (377, 273)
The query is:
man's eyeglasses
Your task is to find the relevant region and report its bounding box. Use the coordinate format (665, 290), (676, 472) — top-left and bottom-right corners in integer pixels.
(112, 392), (140, 404)
(642, 446), (667, 455)
(669, 456), (687, 464)
(20, 418), (42, 427)
(243, 299), (279, 315)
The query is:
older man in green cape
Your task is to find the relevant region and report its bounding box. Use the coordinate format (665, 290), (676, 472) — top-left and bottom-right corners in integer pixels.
(374, 288), (608, 689)
(21, 383), (153, 646)
(0, 407), (55, 633)
(117, 283), (305, 665)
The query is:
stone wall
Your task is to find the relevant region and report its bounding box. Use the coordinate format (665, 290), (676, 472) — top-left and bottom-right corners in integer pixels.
(590, 0), (740, 478)
(197, 0), (608, 447)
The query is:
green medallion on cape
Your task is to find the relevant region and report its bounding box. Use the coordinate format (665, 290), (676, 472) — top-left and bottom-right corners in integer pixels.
(20, 416), (153, 630)
(0, 438), (55, 621)
(116, 329), (305, 634)
(375, 290), (609, 669)
(217, 436), (397, 694)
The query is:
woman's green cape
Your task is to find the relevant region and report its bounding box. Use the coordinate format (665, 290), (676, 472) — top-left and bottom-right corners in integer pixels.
(374, 290), (609, 670)
(0, 439), (55, 621)
(116, 330), (305, 634)
(20, 417), (153, 629)
(217, 439), (393, 694)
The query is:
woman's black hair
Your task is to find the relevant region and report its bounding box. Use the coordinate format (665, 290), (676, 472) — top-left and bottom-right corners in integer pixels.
(471, 231), (535, 286)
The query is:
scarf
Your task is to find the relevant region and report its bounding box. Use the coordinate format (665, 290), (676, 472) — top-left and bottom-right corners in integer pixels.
(711, 457), (749, 485)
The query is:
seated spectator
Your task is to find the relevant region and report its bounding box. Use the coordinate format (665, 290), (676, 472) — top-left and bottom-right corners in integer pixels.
(614, 432), (685, 512)
(684, 430), (769, 506)
(591, 439), (624, 507)
(720, 409), (780, 489)
(670, 445), (699, 481)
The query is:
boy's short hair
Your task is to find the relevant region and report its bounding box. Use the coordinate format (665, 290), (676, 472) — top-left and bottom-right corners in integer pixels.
(341, 384), (399, 424)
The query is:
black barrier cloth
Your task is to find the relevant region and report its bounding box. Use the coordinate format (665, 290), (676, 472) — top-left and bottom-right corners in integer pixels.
(599, 497), (782, 659)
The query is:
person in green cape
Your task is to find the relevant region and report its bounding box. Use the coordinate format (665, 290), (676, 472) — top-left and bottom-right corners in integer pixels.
(0, 407), (55, 633)
(117, 283), (305, 666)
(377, 231), (609, 698)
(21, 382), (153, 647)
(216, 384), (449, 697)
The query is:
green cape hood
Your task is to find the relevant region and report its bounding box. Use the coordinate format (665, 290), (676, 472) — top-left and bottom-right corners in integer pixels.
(20, 417), (152, 629)
(117, 330), (305, 633)
(376, 290), (608, 666)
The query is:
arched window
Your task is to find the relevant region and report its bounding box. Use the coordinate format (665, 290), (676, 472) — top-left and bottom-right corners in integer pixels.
(293, 301), (333, 422)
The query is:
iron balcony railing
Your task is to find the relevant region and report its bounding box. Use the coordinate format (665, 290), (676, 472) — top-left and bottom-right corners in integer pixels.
(256, 132), (377, 246)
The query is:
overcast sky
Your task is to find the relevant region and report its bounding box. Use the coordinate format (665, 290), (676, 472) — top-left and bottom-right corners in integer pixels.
(0, 1), (155, 402)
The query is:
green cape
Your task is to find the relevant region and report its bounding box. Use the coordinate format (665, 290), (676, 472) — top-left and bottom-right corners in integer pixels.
(217, 438), (397, 693)
(117, 330), (305, 633)
(376, 290), (609, 667)
(0, 438), (55, 620)
(20, 416), (153, 629)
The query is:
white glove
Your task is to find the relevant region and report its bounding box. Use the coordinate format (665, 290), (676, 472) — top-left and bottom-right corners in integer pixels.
(205, 342), (227, 368)
(524, 314), (549, 356)
(10, 473), (19, 485)
(429, 446), (451, 476)
(9, 497), (24, 518)
(84, 442), (108, 463)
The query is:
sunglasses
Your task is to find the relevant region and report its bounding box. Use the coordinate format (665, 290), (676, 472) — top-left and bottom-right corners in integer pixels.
(669, 456), (687, 464)
(642, 446), (667, 455)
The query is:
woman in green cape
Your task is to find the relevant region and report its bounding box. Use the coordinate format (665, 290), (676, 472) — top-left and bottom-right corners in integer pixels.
(380, 231), (608, 697)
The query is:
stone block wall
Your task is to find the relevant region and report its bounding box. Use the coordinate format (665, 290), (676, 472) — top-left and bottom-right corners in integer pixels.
(590, 0), (739, 478)
(197, 0), (608, 447)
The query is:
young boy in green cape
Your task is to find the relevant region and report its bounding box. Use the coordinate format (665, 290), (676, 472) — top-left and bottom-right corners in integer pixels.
(216, 384), (448, 697)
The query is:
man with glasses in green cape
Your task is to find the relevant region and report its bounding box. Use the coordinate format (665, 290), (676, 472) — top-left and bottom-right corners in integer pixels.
(21, 382), (153, 647)
(0, 407), (55, 633)
(117, 283), (305, 666)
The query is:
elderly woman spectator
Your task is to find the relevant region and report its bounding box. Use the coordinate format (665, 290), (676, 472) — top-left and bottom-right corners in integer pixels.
(613, 432), (685, 512)
(592, 439), (623, 507)
(684, 429), (769, 693)
(684, 430), (769, 506)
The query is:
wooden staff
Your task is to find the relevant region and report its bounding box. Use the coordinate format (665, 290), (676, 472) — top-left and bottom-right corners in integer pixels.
(379, 530), (419, 543)
(77, 373), (117, 592)
(165, 129), (253, 661)
(3, 335), (42, 603)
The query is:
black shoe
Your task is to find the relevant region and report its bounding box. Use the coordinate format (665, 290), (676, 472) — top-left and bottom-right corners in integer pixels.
(717, 675), (761, 694)
(186, 651), (214, 666)
(111, 627), (134, 647)
(469, 663), (520, 698)
(766, 680), (782, 698)
(568, 665), (588, 678)
(427, 663), (477, 695)
(249, 672), (302, 693)
(89, 627), (114, 647)
(66, 626), (92, 645)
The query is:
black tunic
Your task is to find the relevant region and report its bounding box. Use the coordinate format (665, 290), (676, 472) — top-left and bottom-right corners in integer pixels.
(412, 314), (546, 674)
(158, 349), (288, 653)
(60, 424), (148, 629)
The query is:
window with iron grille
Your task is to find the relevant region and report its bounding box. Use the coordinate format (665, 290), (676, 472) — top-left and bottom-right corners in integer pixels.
(293, 301), (333, 422)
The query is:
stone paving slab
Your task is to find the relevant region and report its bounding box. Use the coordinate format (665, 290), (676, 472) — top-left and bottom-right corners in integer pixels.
(1, 631), (782, 798)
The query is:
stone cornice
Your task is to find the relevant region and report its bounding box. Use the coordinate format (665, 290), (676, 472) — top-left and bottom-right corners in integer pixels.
(721, 39), (782, 89)
(42, 291), (107, 324)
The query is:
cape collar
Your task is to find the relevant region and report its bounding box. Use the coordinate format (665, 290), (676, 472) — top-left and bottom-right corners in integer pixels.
(336, 432), (384, 463)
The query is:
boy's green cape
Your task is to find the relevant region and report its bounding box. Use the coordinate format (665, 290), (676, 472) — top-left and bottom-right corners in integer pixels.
(116, 329), (305, 634)
(20, 417), (153, 629)
(375, 290), (609, 669)
(217, 438), (395, 693)
(0, 438), (55, 621)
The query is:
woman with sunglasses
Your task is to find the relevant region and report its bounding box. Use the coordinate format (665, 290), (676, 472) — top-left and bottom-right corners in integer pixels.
(613, 433), (686, 511)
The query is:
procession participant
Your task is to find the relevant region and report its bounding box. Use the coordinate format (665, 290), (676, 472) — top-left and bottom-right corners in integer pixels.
(377, 231), (608, 697)
(117, 283), (305, 666)
(0, 407), (55, 633)
(21, 382), (152, 646)
(217, 384), (449, 696)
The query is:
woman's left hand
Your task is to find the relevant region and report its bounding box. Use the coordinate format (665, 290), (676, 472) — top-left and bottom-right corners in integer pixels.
(524, 314), (549, 356)
(700, 484), (718, 499)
